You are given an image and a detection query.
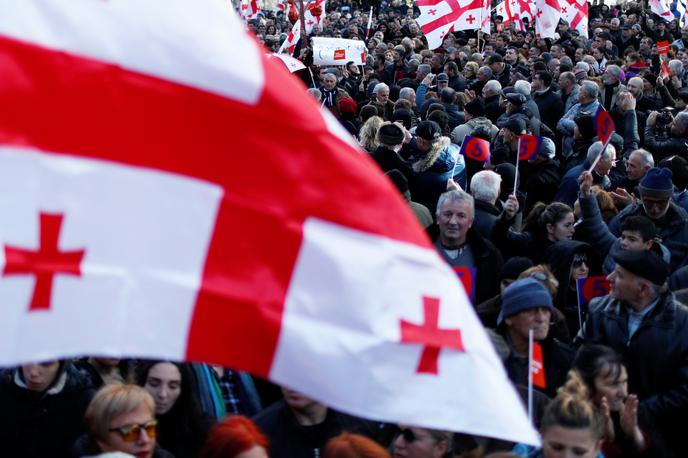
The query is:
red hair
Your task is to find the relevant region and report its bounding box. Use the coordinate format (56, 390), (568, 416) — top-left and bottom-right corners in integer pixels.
(322, 433), (390, 458)
(198, 415), (269, 458)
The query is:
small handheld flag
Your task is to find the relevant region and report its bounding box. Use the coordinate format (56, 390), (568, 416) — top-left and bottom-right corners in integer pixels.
(594, 107), (615, 146)
(460, 136), (490, 162)
(518, 134), (542, 161)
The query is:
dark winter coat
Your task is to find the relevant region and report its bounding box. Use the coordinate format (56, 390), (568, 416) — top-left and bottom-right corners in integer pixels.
(533, 87), (564, 132)
(579, 291), (688, 456)
(0, 363), (95, 458)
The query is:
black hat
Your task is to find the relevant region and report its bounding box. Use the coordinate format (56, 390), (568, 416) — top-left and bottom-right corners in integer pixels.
(500, 257), (534, 281)
(385, 169), (409, 193)
(486, 54), (503, 64)
(505, 117), (526, 134)
(393, 108), (413, 129)
(612, 250), (669, 285)
(416, 120), (442, 141)
(377, 122), (405, 146)
(464, 99), (486, 117)
(575, 114), (596, 140)
(505, 93), (527, 106)
(639, 167), (674, 200)
(436, 72), (449, 81)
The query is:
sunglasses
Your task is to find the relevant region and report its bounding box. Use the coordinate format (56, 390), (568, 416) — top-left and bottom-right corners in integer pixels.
(572, 254), (587, 268)
(399, 428), (417, 443)
(109, 419), (157, 442)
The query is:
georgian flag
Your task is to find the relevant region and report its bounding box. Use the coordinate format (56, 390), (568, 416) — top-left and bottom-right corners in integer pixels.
(535, 0), (562, 38)
(495, 0), (526, 31)
(415, 0), (486, 50)
(560, 0), (588, 37)
(649, 0), (673, 21)
(0, 0), (538, 446)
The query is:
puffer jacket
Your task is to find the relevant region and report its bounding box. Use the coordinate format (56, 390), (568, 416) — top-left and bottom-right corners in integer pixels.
(409, 137), (466, 214)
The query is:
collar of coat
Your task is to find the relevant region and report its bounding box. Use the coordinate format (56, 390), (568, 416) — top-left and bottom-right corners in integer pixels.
(412, 137), (450, 173)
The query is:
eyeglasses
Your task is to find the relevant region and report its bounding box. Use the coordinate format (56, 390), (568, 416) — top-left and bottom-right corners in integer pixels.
(572, 254), (587, 268)
(399, 428), (417, 443)
(109, 420), (157, 442)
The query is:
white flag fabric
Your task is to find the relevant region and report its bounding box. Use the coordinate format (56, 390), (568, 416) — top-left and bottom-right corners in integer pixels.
(560, 0), (588, 37)
(312, 37), (367, 66)
(0, 0), (539, 446)
(535, 0), (562, 38)
(650, 0), (674, 21)
(269, 53), (306, 72)
(278, 23), (301, 55)
(495, 0), (524, 31)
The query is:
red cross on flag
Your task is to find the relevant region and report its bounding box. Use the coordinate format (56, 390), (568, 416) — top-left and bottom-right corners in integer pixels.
(240, 0), (261, 21)
(535, 0), (561, 38)
(650, 0), (673, 21)
(415, 0), (486, 50)
(0, 0), (538, 446)
(495, 0), (525, 31)
(268, 53), (306, 73)
(560, 0), (588, 37)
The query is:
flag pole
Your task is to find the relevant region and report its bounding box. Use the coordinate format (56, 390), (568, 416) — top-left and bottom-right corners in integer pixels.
(514, 136), (521, 195)
(528, 328), (534, 424)
(365, 5), (374, 42)
(307, 67), (317, 88)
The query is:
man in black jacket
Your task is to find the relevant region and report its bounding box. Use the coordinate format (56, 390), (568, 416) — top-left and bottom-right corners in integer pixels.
(532, 71), (564, 133)
(644, 110), (688, 162)
(579, 250), (688, 457)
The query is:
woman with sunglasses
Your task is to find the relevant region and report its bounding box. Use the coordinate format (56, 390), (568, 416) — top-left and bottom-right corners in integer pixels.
(391, 426), (453, 458)
(73, 384), (173, 458)
(137, 361), (214, 458)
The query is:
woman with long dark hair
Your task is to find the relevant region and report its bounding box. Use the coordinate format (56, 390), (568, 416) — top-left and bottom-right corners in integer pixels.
(137, 361), (214, 458)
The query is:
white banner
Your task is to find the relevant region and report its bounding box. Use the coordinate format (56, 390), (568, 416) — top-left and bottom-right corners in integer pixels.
(312, 37), (366, 66)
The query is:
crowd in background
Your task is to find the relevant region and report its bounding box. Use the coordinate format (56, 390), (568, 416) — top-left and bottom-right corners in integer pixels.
(4, 1), (688, 457)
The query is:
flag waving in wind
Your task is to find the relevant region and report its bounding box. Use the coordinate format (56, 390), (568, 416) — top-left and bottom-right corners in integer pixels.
(535, 0), (561, 38)
(415, 0), (486, 50)
(0, 0), (538, 446)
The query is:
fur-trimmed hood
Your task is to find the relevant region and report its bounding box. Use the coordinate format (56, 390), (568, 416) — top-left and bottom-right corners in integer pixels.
(412, 137), (452, 173)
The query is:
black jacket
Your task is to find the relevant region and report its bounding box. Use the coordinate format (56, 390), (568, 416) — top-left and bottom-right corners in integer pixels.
(472, 199), (502, 242)
(533, 87), (564, 132)
(643, 125), (688, 163)
(0, 363), (95, 458)
(579, 291), (688, 456)
(253, 400), (380, 458)
(519, 158), (561, 214)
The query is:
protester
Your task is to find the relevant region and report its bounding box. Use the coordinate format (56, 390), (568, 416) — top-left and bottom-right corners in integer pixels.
(198, 416), (269, 458)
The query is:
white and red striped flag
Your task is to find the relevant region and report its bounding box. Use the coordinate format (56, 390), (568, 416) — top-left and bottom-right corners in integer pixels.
(0, 0), (539, 446)
(278, 24), (301, 54)
(560, 0), (588, 37)
(279, 0), (326, 54)
(535, 0), (562, 38)
(240, 0), (261, 20)
(495, 0), (525, 31)
(415, 0), (486, 50)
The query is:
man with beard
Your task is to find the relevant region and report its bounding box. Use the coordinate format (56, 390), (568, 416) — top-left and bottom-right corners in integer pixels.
(600, 65), (626, 111)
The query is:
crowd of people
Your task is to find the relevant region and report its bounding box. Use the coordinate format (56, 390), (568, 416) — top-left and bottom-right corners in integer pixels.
(4, 0), (688, 457)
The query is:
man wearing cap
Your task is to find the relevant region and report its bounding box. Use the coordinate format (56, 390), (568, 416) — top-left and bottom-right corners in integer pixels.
(408, 121), (465, 214)
(580, 250), (688, 456)
(608, 167), (688, 272)
(370, 122), (414, 181)
(493, 278), (574, 397)
(491, 116), (526, 167)
(434, 190), (503, 304)
(497, 92), (553, 139)
(450, 99), (498, 146)
(486, 54), (511, 89)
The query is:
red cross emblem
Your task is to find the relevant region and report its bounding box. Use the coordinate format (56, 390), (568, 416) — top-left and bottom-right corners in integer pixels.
(562, 6), (567, 13)
(429, 8), (437, 15)
(466, 14), (476, 24)
(307, 20), (314, 26)
(3, 213), (86, 311)
(536, 9), (543, 17)
(400, 296), (465, 375)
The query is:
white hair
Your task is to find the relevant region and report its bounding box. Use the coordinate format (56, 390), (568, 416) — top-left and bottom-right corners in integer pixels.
(514, 80), (531, 96)
(587, 141), (616, 163)
(574, 61), (590, 73)
(374, 83), (390, 94)
(399, 87), (416, 102)
(580, 80), (599, 99)
(669, 59), (684, 74)
(484, 80), (502, 95)
(436, 190), (475, 218)
(630, 149), (654, 168)
(470, 171), (502, 204)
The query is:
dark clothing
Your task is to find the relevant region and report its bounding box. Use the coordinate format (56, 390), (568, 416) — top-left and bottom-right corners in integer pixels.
(608, 201), (688, 272)
(253, 400), (377, 458)
(0, 364), (95, 458)
(472, 199), (502, 241)
(533, 87), (564, 132)
(519, 159), (561, 214)
(370, 146), (414, 183)
(69, 434), (175, 458)
(434, 227), (504, 305)
(580, 291), (688, 456)
(643, 125), (688, 163)
(492, 214), (554, 265)
(484, 94), (503, 124)
(494, 327), (575, 398)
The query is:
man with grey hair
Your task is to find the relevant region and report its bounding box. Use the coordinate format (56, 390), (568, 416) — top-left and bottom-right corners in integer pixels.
(612, 149), (655, 208)
(555, 141), (617, 207)
(557, 80), (601, 158)
(470, 170), (502, 240)
(645, 110), (688, 161)
(514, 80), (540, 119)
(558, 71), (580, 114)
(371, 82), (394, 120)
(434, 189), (503, 303)
(482, 79), (503, 124)
(600, 65), (626, 111)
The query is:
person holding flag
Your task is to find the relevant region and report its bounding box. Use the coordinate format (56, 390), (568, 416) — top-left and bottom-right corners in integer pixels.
(493, 278), (575, 399)
(518, 137), (561, 214)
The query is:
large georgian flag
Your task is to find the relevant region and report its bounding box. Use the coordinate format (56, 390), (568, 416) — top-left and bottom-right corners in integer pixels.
(535, 0), (561, 38)
(0, 0), (538, 445)
(415, 0), (485, 50)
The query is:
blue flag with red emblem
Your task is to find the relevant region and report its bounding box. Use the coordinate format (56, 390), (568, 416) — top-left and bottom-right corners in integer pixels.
(518, 134), (542, 161)
(460, 136), (490, 162)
